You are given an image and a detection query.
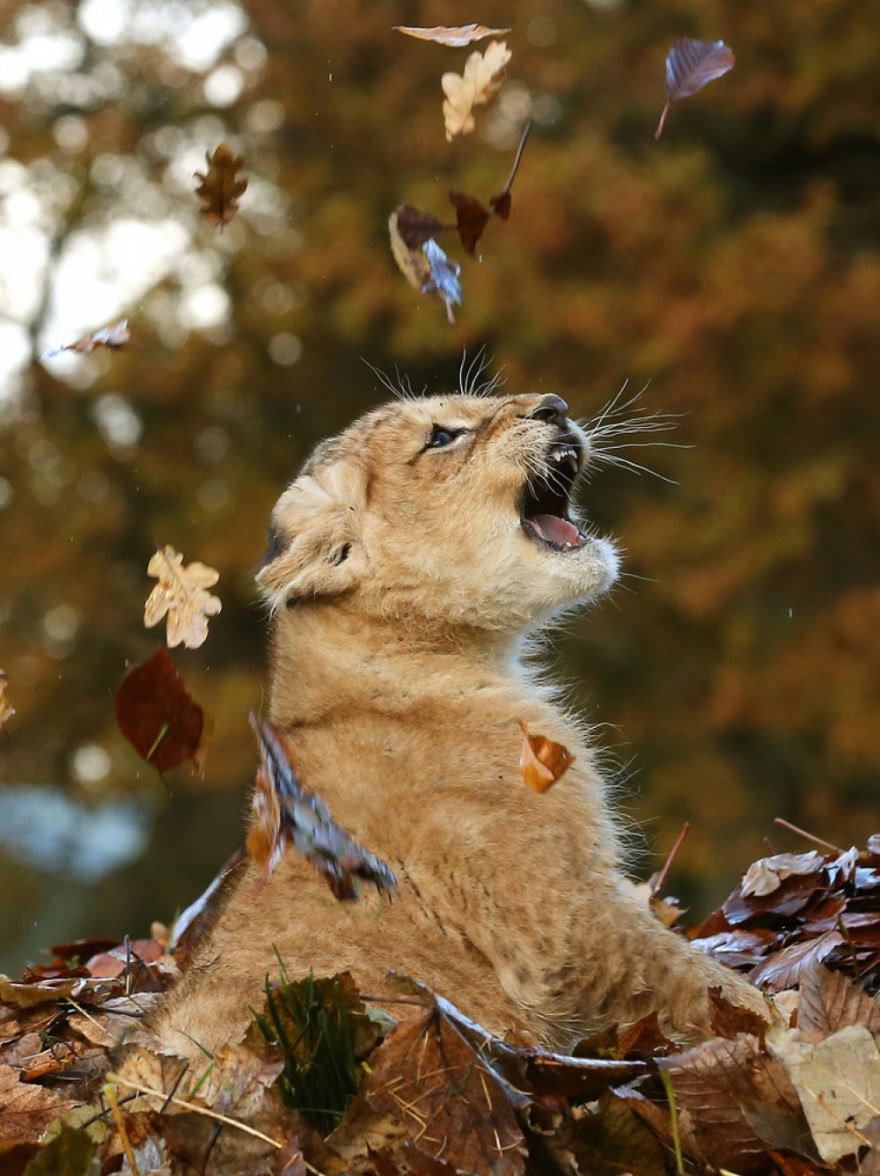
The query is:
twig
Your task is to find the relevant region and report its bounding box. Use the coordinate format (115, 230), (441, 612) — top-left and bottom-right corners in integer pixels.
(773, 817), (841, 853)
(653, 822), (690, 896)
(498, 121), (532, 199)
(105, 1082), (141, 1175)
(659, 1069), (685, 1176)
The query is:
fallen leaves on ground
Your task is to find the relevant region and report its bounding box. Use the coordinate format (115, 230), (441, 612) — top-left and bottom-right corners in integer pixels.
(3, 833), (879, 1174)
(394, 24), (511, 48)
(518, 720), (575, 792)
(442, 40), (511, 140)
(655, 38), (736, 139)
(248, 713), (398, 900)
(144, 545), (222, 650)
(194, 143), (248, 227)
(114, 646), (206, 772)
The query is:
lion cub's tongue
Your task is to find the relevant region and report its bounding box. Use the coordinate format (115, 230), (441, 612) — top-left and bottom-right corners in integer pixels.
(531, 514), (587, 547)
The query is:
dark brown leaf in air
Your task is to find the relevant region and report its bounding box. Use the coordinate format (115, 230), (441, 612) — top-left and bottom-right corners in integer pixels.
(389, 209), (462, 324)
(655, 39), (735, 139)
(448, 191), (491, 256)
(248, 713), (398, 901)
(392, 203), (452, 250)
(194, 142), (248, 227)
(114, 646), (205, 772)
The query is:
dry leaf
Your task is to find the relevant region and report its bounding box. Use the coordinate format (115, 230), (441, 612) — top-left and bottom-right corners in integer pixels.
(797, 964), (880, 1041)
(518, 720), (574, 792)
(389, 208), (462, 323)
(394, 24), (510, 48)
(0, 669), (13, 731)
(741, 851), (826, 897)
(248, 713), (398, 901)
(767, 1023), (880, 1163)
(115, 646), (205, 772)
(442, 40), (511, 141)
(194, 143), (248, 227)
(448, 191), (492, 256)
(655, 39), (735, 139)
(43, 319), (131, 358)
(144, 545), (221, 650)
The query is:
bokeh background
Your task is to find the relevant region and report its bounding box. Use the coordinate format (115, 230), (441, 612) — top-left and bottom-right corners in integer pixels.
(1, 0), (878, 972)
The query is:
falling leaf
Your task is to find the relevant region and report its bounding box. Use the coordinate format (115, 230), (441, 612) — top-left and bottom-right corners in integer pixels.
(388, 208), (462, 323)
(518, 720), (574, 792)
(655, 39), (735, 139)
(448, 191), (492, 256)
(0, 670), (13, 731)
(394, 24), (510, 48)
(741, 851), (826, 898)
(391, 203), (452, 250)
(767, 1024), (880, 1163)
(143, 545), (221, 650)
(114, 646), (205, 772)
(43, 319), (131, 359)
(194, 143), (248, 227)
(248, 713), (398, 901)
(442, 40), (511, 141)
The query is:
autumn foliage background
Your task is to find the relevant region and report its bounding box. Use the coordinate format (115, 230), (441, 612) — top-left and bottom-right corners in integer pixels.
(0, 0), (878, 971)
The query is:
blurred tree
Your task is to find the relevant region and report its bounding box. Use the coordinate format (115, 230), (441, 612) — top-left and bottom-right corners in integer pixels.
(0, 0), (878, 963)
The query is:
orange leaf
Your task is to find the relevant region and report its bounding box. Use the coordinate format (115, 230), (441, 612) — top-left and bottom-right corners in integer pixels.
(518, 720), (574, 792)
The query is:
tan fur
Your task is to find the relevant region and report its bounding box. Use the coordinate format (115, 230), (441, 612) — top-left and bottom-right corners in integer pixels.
(150, 392), (767, 1057)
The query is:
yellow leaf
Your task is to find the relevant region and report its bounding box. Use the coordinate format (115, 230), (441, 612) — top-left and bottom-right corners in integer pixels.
(441, 41), (511, 141)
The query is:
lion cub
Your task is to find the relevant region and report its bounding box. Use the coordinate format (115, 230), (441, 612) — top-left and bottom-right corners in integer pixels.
(153, 391), (766, 1056)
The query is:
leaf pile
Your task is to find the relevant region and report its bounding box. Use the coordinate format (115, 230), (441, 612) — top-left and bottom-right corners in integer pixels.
(692, 836), (880, 995)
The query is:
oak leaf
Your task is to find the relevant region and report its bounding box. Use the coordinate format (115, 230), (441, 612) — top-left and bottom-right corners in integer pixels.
(114, 646), (205, 772)
(194, 143), (248, 227)
(519, 720), (574, 792)
(144, 545), (221, 650)
(0, 669), (13, 731)
(442, 40), (511, 141)
(248, 713), (398, 901)
(394, 24), (510, 48)
(389, 208), (462, 323)
(656, 39), (735, 139)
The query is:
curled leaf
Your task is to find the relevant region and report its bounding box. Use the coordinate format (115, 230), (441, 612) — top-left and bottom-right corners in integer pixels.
(0, 669), (13, 732)
(194, 143), (248, 227)
(144, 545), (221, 650)
(741, 850), (826, 898)
(43, 319), (131, 358)
(114, 646), (205, 772)
(442, 40), (511, 141)
(389, 208), (462, 323)
(394, 24), (510, 48)
(655, 39), (735, 139)
(248, 712), (398, 901)
(519, 720), (574, 792)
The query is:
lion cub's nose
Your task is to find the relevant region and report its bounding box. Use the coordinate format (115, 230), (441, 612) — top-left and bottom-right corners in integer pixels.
(528, 394), (570, 426)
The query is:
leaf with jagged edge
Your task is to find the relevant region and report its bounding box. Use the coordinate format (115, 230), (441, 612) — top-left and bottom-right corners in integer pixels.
(144, 545), (221, 650)
(442, 40), (511, 140)
(797, 964), (880, 1041)
(194, 143), (247, 227)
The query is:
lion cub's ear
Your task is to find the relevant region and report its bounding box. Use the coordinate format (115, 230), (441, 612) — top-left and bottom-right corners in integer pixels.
(257, 459), (368, 610)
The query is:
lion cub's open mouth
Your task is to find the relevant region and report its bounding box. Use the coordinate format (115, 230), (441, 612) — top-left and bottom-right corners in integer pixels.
(520, 437), (591, 552)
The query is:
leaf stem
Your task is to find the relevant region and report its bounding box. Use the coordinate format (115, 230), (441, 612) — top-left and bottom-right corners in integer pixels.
(653, 822), (690, 896)
(500, 121), (532, 198)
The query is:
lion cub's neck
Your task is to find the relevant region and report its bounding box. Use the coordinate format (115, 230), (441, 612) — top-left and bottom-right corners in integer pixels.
(267, 600), (536, 729)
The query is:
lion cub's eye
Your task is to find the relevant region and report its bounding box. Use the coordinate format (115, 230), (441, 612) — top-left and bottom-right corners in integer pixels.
(425, 424), (467, 450)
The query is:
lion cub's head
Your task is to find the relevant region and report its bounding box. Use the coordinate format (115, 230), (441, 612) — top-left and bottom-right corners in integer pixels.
(258, 393), (619, 632)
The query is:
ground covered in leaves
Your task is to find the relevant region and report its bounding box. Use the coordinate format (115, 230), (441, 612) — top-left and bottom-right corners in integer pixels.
(1, 835), (878, 1175)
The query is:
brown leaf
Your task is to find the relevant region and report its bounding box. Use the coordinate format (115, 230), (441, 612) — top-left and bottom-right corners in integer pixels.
(45, 318), (131, 358)
(0, 1063), (77, 1145)
(741, 851), (826, 898)
(749, 931), (845, 993)
(448, 191), (491, 256)
(394, 24), (510, 48)
(518, 721), (574, 792)
(388, 208), (462, 324)
(797, 964), (880, 1041)
(249, 714), (398, 901)
(0, 975), (79, 1009)
(0, 669), (14, 731)
(143, 545), (221, 650)
(366, 1006), (527, 1175)
(661, 1033), (809, 1169)
(194, 142), (248, 227)
(114, 646), (205, 772)
(441, 41), (511, 141)
(560, 1091), (669, 1176)
(708, 986), (770, 1041)
(655, 39), (736, 139)
(767, 1024), (880, 1163)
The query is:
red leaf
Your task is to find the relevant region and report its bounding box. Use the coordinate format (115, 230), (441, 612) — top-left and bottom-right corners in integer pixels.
(114, 647), (205, 772)
(448, 190), (491, 255)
